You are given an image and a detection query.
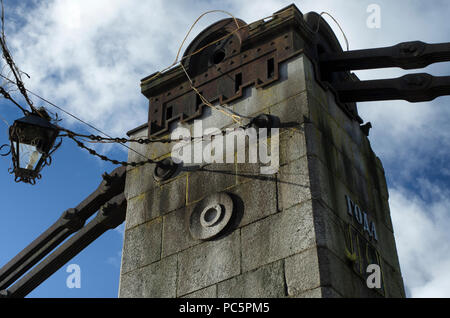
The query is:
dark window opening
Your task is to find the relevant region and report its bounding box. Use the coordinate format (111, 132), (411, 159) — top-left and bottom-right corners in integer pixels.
(235, 73), (242, 92)
(195, 93), (202, 112)
(166, 106), (173, 120)
(267, 58), (275, 79)
(212, 50), (226, 64)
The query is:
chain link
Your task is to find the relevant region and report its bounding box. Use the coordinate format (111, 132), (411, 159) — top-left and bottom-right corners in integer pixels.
(67, 134), (157, 167)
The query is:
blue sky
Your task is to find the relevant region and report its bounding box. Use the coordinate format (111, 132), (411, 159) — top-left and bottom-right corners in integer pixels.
(0, 0), (449, 298)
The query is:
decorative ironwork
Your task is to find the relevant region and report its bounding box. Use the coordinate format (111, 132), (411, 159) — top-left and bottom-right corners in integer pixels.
(0, 167), (126, 297)
(318, 41), (450, 103)
(7, 111), (60, 184)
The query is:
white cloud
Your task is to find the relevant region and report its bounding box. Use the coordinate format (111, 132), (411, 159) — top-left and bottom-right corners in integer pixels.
(106, 250), (122, 269)
(390, 184), (450, 297)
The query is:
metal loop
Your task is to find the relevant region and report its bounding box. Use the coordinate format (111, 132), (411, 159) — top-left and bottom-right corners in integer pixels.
(0, 143), (10, 156)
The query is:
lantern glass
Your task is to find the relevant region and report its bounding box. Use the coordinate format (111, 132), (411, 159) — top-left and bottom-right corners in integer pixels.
(8, 111), (59, 184)
(14, 142), (43, 170)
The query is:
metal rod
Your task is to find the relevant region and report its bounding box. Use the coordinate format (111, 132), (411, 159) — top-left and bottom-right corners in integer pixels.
(3, 193), (127, 298)
(0, 166), (126, 290)
(320, 41), (450, 71)
(334, 73), (450, 103)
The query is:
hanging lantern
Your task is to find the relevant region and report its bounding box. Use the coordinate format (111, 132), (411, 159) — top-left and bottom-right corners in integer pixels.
(8, 110), (60, 184)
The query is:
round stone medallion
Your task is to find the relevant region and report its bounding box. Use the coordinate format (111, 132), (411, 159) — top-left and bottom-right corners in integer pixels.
(189, 193), (234, 240)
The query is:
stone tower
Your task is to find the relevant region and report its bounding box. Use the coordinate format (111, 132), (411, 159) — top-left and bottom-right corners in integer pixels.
(119, 4), (405, 298)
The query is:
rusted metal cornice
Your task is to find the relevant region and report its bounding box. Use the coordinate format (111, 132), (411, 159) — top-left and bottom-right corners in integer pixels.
(137, 5), (364, 138)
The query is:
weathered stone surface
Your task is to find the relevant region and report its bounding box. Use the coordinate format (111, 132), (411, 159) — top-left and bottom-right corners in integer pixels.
(325, 88), (344, 125)
(177, 231), (241, 296)
(278, 156), (311, 211)
(326, 93), (365, 152)
(125, 175), (186, 231)
(350, 138), (367, 175)
(376, 165), (389, 200)
(372, 188), (394, 231)
(118, 268), (143, 298)
(309, 150), (372, 225)
(229, 178), (277, 227)
(303, 56), (328, 106)
(291, 287), (321, 298)
(218, 261), (286, 298)
(279, 128), (307, 166)
(277, 56), (307, 102)
(125, 194), (147, 230)
(269, 91), (308, 126)
(232, 56), (308, 121)
(241, 202), (316, 272)
(182, 285), (217, 298)
(148, 140), (175, 161)
(125, 165), (157, 200)
(151, 176), (187, 215)
(150, 121), (193, 161)
(127, 127), (150, 169)
(119, 255), (178, 298)
(284, 248), (321, 296)
(381, 258), (406, 298)
(231, 86), (270, 118)
(304, 122), (327, 164)
(292, 287), (342, 298)
(321, 287), (343, 298)
(162, 207), (200, 257)
(375, 222), (403, 272)
(187, 164), (236, 204)
(313, 198), (404, 297)
(121, 218), (162, 274)
(235, 162), (265, 184)
(307, 155), (334, 211)
(305, 120), (350, 193)
(312, 200), (349, 262)
(309, 102), (355, 172)
(352, 169), (371, 213)
(140, 255), (178, 298)
(199, 104), (235, 131)
(220, 123), (274, 179)
(307, 95), (327, 131)
(317, 247), (383, 298)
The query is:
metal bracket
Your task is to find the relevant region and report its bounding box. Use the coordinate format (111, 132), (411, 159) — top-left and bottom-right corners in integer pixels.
(318, 41), (450, 103)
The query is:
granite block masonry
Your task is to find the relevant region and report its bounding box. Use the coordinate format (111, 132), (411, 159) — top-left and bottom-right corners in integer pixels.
(119, 4), (405, 298)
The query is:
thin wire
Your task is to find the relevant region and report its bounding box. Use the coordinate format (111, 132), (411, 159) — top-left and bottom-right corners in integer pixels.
(314, 11), (349, 51)
(0, 0), (4, 39)
(146, 7), (294, 84)
(0, 73), (150, 161)
(179, 63), (243, 125)
(0, 86), (28, 113)
(0, 4), (255, 158)
(174, 10), (240, 66)
(0, 112), (8, 126)
(0, 0), (47, 120)
(154, 8), (293, 124)
(0, 7), (294, 165)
